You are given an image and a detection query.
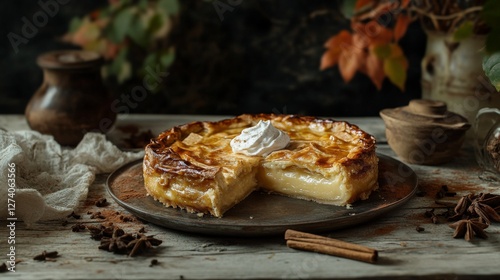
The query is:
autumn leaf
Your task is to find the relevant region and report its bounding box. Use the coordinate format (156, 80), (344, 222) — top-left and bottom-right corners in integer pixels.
(366, 52), (385, 90)
(400, 0), (410, 8)
(394, 14), (410, 42)
(389, 43), (405, 57)
(355, 0), (376, 11)
(324, 30), (352, 48)
(373, 44), (392, 59)
(338, 49), (363, 82)
(321, 50), (339, 71)
(321, 31), (352, 70)
(371, 43), (407, 91)
(338, 34), (366, 82)
(384, 55), (408, 91)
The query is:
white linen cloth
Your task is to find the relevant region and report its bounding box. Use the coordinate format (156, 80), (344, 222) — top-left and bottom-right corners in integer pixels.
(0, 130), (143, 226)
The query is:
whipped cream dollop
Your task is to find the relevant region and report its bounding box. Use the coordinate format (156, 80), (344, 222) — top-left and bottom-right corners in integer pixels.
(230, 120), (290, 156)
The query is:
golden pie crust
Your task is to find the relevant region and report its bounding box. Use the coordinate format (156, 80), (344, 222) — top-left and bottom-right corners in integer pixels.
(143, 114), (378, 217)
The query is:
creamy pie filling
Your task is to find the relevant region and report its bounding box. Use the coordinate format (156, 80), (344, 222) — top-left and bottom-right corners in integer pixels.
(143, 114), (378, 217)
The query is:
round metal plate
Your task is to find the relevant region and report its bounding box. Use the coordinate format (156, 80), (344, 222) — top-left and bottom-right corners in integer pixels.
(106, 154), (417, 236)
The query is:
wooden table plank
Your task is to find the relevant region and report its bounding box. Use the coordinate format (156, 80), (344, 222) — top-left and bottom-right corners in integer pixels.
(1, 114), (500, 279)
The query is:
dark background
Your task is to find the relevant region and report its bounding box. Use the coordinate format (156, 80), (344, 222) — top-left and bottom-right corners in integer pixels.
(0, 0), (426, 116)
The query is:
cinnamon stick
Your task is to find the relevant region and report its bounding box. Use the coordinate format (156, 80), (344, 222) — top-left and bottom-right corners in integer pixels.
(285, 229), (378, 263)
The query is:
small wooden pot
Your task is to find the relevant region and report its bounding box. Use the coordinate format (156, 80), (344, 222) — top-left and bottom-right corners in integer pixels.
(380, 99), (470, 165)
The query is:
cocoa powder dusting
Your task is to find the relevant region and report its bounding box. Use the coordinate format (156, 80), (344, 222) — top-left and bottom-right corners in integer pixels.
(112, 164), (148, 201)
(360, 224), (398, 238)
(371, 224), (398, 236)
(97, 209), (139, 224)
(418, 180), (482, 197)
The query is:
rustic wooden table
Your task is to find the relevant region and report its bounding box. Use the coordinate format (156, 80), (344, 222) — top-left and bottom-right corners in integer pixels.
(1, 114), (500, 280)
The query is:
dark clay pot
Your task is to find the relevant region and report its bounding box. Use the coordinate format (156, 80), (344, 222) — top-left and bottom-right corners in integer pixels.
(25, 50), (116, 146)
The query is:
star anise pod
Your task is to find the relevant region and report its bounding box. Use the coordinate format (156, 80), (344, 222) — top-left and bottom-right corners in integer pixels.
(449, 219), (488, 241)
(99, 228), (135, 254)
(448, 194), (474, 221)
(127, 234), (163, 257)
(71, 223), (86, 232)
(479, 193), (500, 208)
(467, 199), (500, 225)
(87, 224), (114, 241)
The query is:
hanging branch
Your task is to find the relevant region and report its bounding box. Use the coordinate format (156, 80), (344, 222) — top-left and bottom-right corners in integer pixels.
(409, 0), (486, 34)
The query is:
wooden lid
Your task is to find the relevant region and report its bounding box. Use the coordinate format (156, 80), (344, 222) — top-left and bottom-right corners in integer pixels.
(380, 99), (470, 130)
(407, 99), (447, 117)
(37, 50), (103, 70)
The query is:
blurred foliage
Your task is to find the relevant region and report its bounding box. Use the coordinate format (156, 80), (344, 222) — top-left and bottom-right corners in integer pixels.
(481, 0), (500, 91)
(324, 0), (500, 92)
(63, 0), (178, 90)
(321, 0), (411, 91)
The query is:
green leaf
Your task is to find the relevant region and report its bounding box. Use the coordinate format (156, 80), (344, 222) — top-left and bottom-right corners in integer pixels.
(119, 0), (132, 6)
(384, 57), (407, 91)
(453, 21), (474, 42)
(147, 13), (164, 34)
(127, 15), (149, 47)
(160, 48), (175, 68)
(138, 0), (149, 10)
(340, 0), (356, 19)
(158, 0), (180, 15)
(68, 17), (82, 33)
(108, 8), (135, 43)
(483, 52), (500, 91)
(373, 44), (392, 59)
(142, 53), (158, 71)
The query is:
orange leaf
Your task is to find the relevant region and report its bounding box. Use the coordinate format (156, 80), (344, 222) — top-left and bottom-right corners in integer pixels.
(320, 49), (339, 70)
(400, 0), (410, 8)
(366, 52), (385, 90)
(338, 44), (365, 83)
(389, 43), (406, 59)
(351, 33), (370, 52)
(355, 0), (376, 11)
(321, 31), (353, 70)
(394, 14), (411, 42)
(324, 30), (352, 48)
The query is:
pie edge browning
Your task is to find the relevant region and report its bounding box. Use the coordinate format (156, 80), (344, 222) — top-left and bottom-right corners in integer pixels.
(143, 113), (378, 217)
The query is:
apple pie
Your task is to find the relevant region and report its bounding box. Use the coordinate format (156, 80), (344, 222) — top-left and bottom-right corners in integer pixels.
(143, 114), (378, 217)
